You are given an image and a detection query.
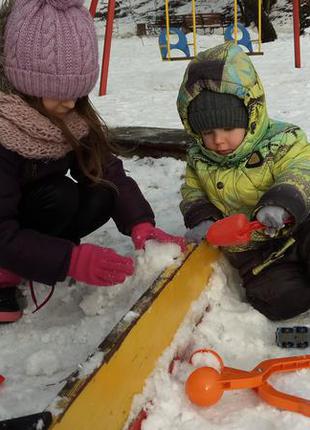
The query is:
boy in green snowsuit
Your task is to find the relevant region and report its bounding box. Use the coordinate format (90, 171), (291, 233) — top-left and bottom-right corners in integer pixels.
(178, 41), (310, 321)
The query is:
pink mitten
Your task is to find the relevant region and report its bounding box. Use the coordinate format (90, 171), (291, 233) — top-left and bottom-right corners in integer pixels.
(68, 244), (134, 286)
(131, 222), (186, 252)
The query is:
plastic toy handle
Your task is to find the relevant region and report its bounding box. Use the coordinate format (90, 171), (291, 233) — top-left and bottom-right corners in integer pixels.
(219, 355), (310, 390)
(257, 381), (310, 417)
(189, 349), (224, 372)
(248, 220), (265, 232)
(253, 354), (310, 375)
(0, 374), (5, 384)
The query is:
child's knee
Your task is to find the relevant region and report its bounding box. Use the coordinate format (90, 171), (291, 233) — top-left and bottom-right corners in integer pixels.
(43, 177), (79, 220)
(246, 293), (291, 320)
(20, 176), (79, 232)
(246, 288), (310, 321)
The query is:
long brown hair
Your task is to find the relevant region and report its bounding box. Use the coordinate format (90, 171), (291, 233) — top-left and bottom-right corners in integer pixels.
(0, 1), (113, 183)
(23, 95), (111, 183)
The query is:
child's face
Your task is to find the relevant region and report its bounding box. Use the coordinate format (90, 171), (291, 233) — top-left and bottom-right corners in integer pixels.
(42, 98), (76, 118)
(201, 128), (246, 155)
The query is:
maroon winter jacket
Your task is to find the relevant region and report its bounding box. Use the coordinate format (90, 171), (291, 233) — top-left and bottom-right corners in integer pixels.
(0, 141), (154, 285)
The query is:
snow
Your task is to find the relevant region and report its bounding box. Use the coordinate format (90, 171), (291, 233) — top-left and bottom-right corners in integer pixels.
(0, 8), (310, 429)
(99, 0), (294, 36)
(126, 263), (310, 430)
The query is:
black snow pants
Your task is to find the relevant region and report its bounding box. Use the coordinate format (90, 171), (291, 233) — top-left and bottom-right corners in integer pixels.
(18, 175), (116, 244)
(224, 218), (310, 321)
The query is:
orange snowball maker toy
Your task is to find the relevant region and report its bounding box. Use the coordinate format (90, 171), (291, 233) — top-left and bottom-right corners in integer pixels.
(185, 349), (310, 417)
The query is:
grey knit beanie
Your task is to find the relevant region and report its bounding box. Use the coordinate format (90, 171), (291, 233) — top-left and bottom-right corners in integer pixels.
(188, 90), (248, 133)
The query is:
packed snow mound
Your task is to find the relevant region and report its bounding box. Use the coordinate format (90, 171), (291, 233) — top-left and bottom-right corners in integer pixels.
(80, 241), (182, 316)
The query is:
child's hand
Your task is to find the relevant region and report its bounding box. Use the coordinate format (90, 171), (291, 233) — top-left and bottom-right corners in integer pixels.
(131, 222), (186, 252)
(68, 244), (134, 286)
(256, 206), (291, 236)
(185, 220), (214, 243)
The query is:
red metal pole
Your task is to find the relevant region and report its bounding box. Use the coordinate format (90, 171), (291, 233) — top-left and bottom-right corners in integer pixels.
(89, 0), (99, 17)
(293, 0), (301, 68)
(99, 0), (116, 96)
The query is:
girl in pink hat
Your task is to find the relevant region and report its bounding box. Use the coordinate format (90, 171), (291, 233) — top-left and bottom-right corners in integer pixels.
(0, 0), (185, 323)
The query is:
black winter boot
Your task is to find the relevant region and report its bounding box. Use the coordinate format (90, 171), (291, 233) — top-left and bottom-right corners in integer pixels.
(0, 287), (22, 323)
(0, 268), (23, 323)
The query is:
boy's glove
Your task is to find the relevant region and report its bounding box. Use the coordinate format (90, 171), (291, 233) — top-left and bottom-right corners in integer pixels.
(256, 206), (290, 236)
(131, 222), (186, 252)
(68, 244), (134, 286)
(185, 220), (214, 243)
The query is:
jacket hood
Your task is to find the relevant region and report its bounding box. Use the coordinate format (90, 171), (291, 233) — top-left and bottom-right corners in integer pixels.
(177, 41), (269, 166)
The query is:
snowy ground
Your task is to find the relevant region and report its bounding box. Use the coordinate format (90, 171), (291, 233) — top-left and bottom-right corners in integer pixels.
(1, 13), (310, 429)
(127, 262), (310, 430)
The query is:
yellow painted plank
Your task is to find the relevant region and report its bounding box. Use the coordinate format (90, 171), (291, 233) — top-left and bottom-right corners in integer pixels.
(51, 243), (219, 430)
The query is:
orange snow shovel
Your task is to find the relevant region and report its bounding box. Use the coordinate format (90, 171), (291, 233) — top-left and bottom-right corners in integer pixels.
(206, 213), (293, 247)
(185, 349), (310, 417)
(206, 214), (265, 246)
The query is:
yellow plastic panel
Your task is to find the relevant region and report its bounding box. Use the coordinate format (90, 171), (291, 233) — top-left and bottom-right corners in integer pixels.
(51, 243), (219, 430)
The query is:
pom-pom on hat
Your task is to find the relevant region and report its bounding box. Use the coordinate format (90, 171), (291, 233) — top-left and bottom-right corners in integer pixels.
(4, 0), (99, 100)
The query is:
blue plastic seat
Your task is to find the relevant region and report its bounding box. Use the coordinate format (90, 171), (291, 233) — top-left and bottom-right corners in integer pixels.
(224, 23), (253, 53)
(159, 27), (191, 59)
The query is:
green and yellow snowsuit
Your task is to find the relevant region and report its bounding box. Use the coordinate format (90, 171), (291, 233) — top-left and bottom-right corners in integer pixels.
(178, 42), (310, 320)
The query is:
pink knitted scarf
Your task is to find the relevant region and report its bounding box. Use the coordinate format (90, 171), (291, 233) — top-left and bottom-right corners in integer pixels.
(0, 92), (89, 159)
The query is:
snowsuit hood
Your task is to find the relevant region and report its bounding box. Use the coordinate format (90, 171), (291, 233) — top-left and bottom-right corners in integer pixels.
(177, 41), (269, 167)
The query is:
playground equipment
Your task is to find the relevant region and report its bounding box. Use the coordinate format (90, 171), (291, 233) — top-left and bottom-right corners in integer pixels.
(185, 349), (310, 417)
(160, 0), (197, 61)
(293, 0), (301, 68)
(159, 27), (191, 60)
(228, 0), (263, 55)
(88, 0), (302, 94)
(161, 0), (263, 59)
(89, 0), (115, 96)
(206, 213), (292, 247)
(276, 326), (310, 349)
(224, 22), (254, 54)
(229, 0), (301, 66)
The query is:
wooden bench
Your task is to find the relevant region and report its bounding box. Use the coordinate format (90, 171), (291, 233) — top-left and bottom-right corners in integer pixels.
(147, 12), (230, 36)
(185, 13), (230, 34)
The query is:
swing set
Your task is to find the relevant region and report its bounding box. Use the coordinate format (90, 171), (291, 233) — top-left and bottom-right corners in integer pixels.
(159, 0), (198, 60)
(231, 0), (263, 55)
(160, 0), (264, 60)
(89, 0), (302, 95)
(160, 0), (301, 65)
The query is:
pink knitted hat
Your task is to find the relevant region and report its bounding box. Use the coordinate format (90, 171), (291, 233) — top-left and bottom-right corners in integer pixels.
(4, 0), (99, 100)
